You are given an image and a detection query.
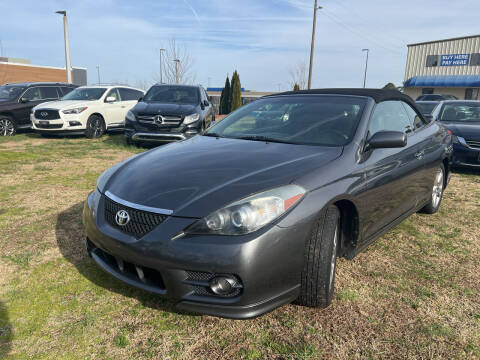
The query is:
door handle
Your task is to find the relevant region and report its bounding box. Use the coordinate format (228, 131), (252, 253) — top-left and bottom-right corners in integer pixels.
(415, 151), (424, 160)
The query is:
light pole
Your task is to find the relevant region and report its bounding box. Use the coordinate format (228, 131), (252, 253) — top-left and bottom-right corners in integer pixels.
(96, 65), (101, 84)
(307, 0), (322, 89)
(56, 10), (72, 84)
(173, 59), (180, 84)
(159, 48), (165, 84)
(362, 48), (369, 88)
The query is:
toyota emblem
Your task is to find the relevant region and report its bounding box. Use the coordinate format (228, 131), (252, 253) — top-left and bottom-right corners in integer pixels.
(40, 111), (48, 117)
(115, 210), (130, 226)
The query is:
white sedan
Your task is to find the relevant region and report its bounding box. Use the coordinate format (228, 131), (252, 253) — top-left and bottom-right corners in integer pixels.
(31, 85), (144, 138)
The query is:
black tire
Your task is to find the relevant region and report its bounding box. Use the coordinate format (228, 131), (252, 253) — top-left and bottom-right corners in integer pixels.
(420, 164), (445, 214)
(0, 116), (16, 136)
(85, 115), (105, 139)
(297, 205), (340, 308)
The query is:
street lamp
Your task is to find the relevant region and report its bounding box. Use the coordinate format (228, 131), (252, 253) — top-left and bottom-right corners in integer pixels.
(307, 0), (322, 89)
(362, 48), (369, 88)
(159, 48), (165, 84)
(173, 59), (180, 84)
(56, 10), (72, 84)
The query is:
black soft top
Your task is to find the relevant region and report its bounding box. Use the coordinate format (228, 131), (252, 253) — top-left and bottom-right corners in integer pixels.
(273, 88), (416, 106)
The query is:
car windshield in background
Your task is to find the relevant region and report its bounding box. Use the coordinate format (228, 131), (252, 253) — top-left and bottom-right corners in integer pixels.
(143, 86), (199, 104)
(61, 88), (107, 101)
(439, 103), (480, 122)
(0, 85), (25, 101)
(416, 102), (438, 114)
(206, 95), (367, 146)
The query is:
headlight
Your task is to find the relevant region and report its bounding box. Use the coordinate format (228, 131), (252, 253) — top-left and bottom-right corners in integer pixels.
(453, 135), (467, 146)
(183, 113), (200, 124)
(126, 110), (136, 122)
(62, 107), (87, 114)
(184, 185), (306, 236)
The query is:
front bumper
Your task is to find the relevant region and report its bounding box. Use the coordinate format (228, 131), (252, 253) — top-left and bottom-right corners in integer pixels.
(125, 118), (201, 143)
(31, 113), (86, 133)
(452, 143), (480, 167)
(82, 191), (309, 318)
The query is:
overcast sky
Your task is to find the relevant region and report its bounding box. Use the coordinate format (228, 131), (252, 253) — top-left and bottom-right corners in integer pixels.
(1, 0), (479, 91)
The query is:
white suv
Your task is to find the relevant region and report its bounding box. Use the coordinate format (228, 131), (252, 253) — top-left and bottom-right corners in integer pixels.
(31, 85), (144, 138)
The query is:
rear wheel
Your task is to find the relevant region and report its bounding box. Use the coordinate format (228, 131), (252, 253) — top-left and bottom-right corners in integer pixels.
(0, 116), (16, 136)
(85, 115), (105, 139)
(297, 205), (340, 308)
(420, 164), (445, 214)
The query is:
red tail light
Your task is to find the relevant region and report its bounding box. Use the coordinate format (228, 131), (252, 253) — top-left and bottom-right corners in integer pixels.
(447, 129), (452, 135)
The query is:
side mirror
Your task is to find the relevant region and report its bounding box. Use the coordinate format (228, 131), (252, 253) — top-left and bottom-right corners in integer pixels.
(105, 96), (116, 103)
(200, 102), (205, 110)
(203, 100), (209, 107)
(138, 97), (143, 102)
(365, 131), (407, 151)
(20, 97), (29, 103)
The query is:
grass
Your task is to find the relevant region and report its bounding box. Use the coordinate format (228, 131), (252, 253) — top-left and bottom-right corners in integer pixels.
(1, 133), (480, 359)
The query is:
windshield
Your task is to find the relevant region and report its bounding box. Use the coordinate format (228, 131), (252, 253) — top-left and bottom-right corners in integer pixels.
(206, 95), (367, 146)
(61, 87), (106, 101)
(0, 85), (25, 101)
(416, 102), (438, 114)
(439, 103), (480, 122)
(143, 85), (199, 104)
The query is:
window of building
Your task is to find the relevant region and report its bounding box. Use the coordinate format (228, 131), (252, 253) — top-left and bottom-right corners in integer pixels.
(465, 88), (479, 100)
(422, 88), (434, 95)
(426, 55), (439, 67)
(470, 53), (480, 66)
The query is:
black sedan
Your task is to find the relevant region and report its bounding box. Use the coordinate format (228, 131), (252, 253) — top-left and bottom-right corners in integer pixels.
(83, 89), (452, 319)
(432, 100), (480, 167)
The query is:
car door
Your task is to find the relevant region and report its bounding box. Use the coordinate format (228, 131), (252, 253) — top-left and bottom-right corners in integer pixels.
(103, 88), (124, 128)
(356, 100), (424, 243)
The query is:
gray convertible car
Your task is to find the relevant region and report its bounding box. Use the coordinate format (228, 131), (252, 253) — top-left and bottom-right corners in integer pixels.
(83, 89), (452, 318)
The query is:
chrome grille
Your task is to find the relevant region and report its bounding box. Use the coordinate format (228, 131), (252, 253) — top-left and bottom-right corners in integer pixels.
(34, 109), (60, 120)
(104, 195), (167, 238)
(137, 114), (182, 126)
(466, 140), (480, 149)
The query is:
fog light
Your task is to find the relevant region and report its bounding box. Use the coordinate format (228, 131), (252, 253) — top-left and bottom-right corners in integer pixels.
(69, 121), (81, 126)
(209, 276), (236, 295)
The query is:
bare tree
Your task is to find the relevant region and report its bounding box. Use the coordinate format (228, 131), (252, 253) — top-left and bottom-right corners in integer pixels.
(155, 39), (196, 85)
(288, 60), (307, 90)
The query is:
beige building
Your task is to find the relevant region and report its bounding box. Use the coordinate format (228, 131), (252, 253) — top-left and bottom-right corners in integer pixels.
(403, 35), (480, 100)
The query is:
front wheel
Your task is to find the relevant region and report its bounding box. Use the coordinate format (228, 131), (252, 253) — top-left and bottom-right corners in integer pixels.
(297, 205), (340, 308)
(420, 164), (445, 214)
(0, 116), (16, 136)
(85, 115), (105, 139)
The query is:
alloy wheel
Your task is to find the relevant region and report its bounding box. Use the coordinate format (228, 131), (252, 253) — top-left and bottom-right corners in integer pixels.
(0, 118), (15, 136)
(432, 168), (444, 208)
(91, 118), (103, 138)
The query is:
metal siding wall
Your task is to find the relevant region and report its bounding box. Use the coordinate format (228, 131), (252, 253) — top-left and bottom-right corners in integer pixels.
(404, 36), (480, 80)
(72, 68), (87, 86)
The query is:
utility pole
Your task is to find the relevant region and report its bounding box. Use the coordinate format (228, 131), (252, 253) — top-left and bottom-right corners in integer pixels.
(174, 59), (180, 84)
(56, 11), (72, 83)
(307, 0), (322, 89)
(96, 65), (101, 84)
(159, 48), (165, 84)
(362, 48), (369, 88)
(0, 40), (3, 57)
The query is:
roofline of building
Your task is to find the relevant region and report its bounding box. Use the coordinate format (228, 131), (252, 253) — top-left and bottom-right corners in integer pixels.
(0, 61), (87, 71)
(407, 34), (480, 47)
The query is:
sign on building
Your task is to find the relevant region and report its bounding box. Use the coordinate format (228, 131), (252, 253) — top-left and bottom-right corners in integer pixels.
(440, 54), (470, 66)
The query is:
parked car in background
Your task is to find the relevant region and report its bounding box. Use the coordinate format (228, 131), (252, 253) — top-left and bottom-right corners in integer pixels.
(31, 85), (144, 138)
(125, 84), (215, 144)
(83, 89), (451, 318)
(0, 82), (77, 136)
(416, 100), (440, 119)
(433, 100), (480, 167)
(416, 94), (457, 101)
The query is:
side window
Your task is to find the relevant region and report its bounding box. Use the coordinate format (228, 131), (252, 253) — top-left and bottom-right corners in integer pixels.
(61, 86), (75, 96)
(22, 87), (42, 101)
(402, 102), (427, 130)
(119, 88), (143, 101)
(368, 101), (413, 136)
(106, 88), (120, 101)
(40, 87), (60, 99)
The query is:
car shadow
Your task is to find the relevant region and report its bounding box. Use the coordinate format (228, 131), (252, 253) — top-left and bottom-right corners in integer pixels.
(0, 301), (12, 358)
(452, 166), (480, 176)
(55, 202), (196, 317)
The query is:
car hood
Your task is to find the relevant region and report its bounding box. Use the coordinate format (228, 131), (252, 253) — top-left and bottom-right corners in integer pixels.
(104, 136), (343, 218)
(34, 100), (94, 110)
(133, 101), (197, 116)
(0, 99), (16, 107)
(441, 121), (480, 140)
